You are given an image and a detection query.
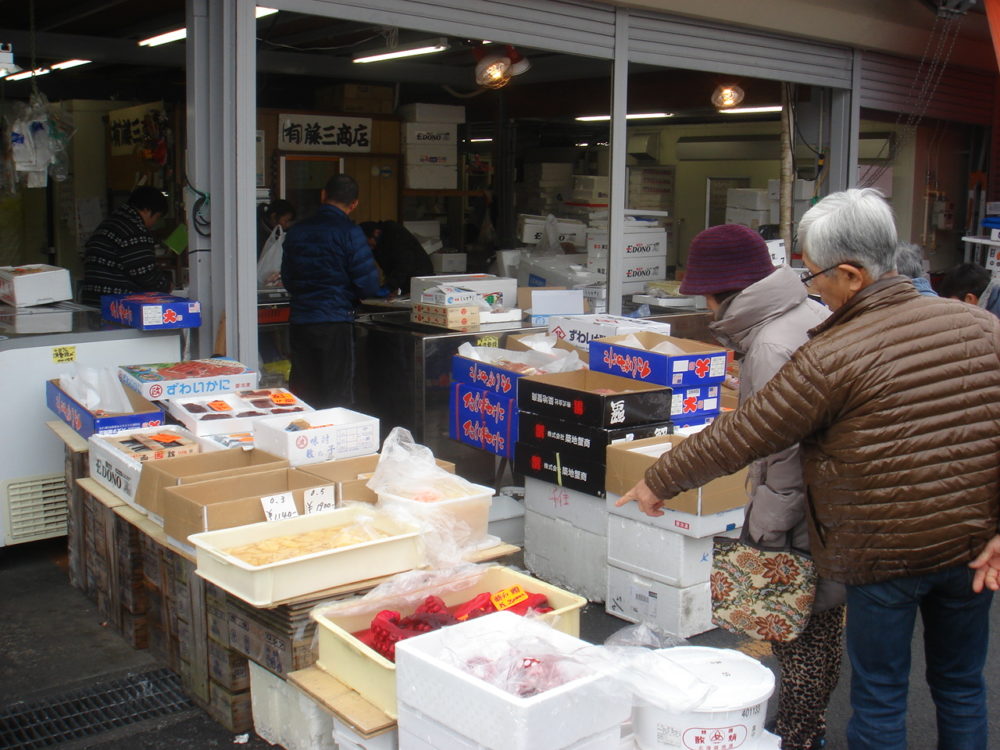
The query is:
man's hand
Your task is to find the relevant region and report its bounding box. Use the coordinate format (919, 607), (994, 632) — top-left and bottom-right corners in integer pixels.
(969, 534), (1000, 592)
(614, 480), (666, 517)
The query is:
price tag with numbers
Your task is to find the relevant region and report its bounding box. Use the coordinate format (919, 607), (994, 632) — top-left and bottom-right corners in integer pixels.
(304, 486), (335, 514)
(52, 345), (76, 363)
(207, 400), (232, 412)
(260, 492), (299, 522)
(270, 391), (297, 405)
(491, 584), (529, 611)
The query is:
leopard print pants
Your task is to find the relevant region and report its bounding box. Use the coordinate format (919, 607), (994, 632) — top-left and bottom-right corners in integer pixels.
(771, 604), (847, 750)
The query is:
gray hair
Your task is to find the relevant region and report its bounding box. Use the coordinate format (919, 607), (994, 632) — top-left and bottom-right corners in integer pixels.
(894, 242), (927, 279)
(797, 188), (897, 277)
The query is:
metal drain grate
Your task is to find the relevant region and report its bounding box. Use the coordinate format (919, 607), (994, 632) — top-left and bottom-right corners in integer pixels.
(0, 668), (194, 749)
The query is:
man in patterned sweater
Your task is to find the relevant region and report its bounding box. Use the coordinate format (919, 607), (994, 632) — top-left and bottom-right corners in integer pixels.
(81, 186), (172, 305)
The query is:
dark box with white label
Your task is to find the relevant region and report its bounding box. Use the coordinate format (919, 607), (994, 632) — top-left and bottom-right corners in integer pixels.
(516, 370), (671, 428)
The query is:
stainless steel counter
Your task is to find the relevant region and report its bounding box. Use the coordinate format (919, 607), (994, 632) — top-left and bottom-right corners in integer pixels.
(354, 310), (715, 486)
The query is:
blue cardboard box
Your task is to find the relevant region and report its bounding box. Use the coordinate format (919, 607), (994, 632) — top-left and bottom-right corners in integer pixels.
(101, 293), (202, 330)
(449, 382), (517, 458)
(589, 332), (729, 388)
(451, 355), (522, 397)
(46, 379), (165, 439)
(670, 385), (722, 421)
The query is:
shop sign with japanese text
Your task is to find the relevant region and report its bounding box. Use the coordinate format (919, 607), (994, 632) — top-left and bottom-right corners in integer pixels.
(278, 114), (372, 153)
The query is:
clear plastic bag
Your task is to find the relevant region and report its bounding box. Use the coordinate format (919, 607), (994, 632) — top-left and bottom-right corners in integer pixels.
(604, 621), (690, 650)
(59, 364), (134, 414)
(533, 214), (563, 257)
(367, 427), (478, 502)
(456, 341), (584, 375)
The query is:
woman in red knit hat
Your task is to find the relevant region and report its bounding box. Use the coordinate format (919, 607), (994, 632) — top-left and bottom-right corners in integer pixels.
(680, 223), (844, 750)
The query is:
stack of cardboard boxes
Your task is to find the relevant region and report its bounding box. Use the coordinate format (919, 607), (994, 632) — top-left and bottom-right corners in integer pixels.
(398, 103), (465, 190)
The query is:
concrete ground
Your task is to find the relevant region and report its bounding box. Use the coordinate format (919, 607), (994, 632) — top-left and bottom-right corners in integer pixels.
(1, 537), (997, 749)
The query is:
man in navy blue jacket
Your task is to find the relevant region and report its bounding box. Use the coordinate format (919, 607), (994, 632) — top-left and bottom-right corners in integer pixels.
(281, 174), (388, 409)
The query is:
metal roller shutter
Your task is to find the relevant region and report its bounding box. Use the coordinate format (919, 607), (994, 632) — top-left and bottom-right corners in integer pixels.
(271, 0), (617, 58)
(858, 51), (996, 125)
(627, 10), (853, 89)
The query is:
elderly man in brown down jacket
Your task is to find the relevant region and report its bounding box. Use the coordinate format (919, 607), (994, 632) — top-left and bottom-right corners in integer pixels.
(617, 188), (1000, 750)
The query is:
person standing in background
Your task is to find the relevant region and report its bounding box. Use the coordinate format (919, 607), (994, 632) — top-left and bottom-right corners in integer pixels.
(893, 242), (938, 297)
(939, 261), (1000, 317)
(359, 220), (434, 295)
(81, 185), (172, 305)
(281, 174), (389, 409)
(257, 199), (296, 258)
(678, 224), (844, 750)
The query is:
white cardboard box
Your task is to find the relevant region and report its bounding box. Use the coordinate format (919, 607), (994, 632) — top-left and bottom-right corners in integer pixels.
(607, 514), (739, 588)
(405, 165), (457, 190)
(546, 314), (672, 351)
(118, 358), (259, 401)
(410, 274), (518, 308)
(605, 491), (744, 539)
(524, 476), (606, 536)
(525, 509), (607, 602)
(768, 178), (816, 201)
(88, 425), (199, 510)
(724, 207), (771, 229)
(403, 144), (458, 167)
(586, 254), (668, 287)
(516, 214), (587, 247)
(397, 103), (466, 123)
(252, 407), (379, 466)
(430, 253), (467, 273)
(0, 264), (73, 307)
(585, 228), (668, 258)
(395, 611), (631, 750)
(402, 122), (458, 145)
(726, 188), (769, 211)
(605, 564), (715, 638)
(488, 494), (525, 546)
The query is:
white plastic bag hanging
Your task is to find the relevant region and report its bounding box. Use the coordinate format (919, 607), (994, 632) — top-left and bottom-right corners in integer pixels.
(257, 224), (285, 287)
(533, 214), (563, 257)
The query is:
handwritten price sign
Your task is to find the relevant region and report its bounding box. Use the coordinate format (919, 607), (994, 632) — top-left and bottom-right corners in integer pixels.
(260, 492), (299, 522)
(304, 486), (335, 514)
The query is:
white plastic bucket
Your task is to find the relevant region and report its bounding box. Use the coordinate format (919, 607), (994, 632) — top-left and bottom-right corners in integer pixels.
(634, 646), (775, 750)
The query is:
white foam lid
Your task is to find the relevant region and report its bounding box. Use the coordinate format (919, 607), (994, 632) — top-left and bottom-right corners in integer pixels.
(655, 646), (775, 710)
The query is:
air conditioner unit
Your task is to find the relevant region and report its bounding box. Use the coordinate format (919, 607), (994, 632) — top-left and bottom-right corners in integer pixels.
(627, 133), (659, 163)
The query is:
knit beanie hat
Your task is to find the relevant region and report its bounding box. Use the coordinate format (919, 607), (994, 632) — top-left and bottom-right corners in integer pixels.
(679, 224), (775, 295)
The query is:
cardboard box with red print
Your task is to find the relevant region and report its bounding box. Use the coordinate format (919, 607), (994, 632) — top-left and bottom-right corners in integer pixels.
(588, 332), (729, 388)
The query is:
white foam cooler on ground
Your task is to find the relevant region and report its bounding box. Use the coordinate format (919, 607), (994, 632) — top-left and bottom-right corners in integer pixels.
(395, 611), (631, 750)
(525, 509), (607, 602)
(249, 661), (336, 750)
(606, 565), (714, 638)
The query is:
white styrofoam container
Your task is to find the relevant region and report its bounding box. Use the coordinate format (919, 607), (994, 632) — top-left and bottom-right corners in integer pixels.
(606, 491), (744, 539)
(312, 566), (587, 718)
(546, 314), (672, 352)
(252, 407), (379, 466)
(767, 178), (816, 201)
(188, 506), (424, 607)
(524, 476), (606, 536)
(332, 716), (398, 750)
(405, 165), (458, 190)
(524, 510), (607, 603)
(377, 483), (492, 548)
(430, 252), (467, 273)
(516, 214), (587, 247)
(586, 228), (669, 258)
(725, 188), (769, 211)
(395, 611), (632, 750)
(410, 274), (518, 308)
(0, 264), (72, 307)
(397, 103), (466, 123)
(167, 391), (312, 436)
(586, 255), (668, 287)
(403, 143), (459, 167)
(249, 661), (337, 750)
(724, 207), (770, 229)
(88, 425), (199, 510)
(605, 564), (714, 638)
(402, 122), (458, 145)
(488, 494), (525, 546)
(398, 702), (623, 750)
(607, 514), (739, 588)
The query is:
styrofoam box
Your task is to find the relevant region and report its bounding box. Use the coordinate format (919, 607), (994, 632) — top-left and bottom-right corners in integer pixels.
(395, 611), (632, 750)
(397, 702), (622, 750)
(402, 122), (458, 145)
(606, 491), (744, 539)
(724, 207), (770, 229)
(312, 566), (587, 718)
(403, 144), (458, 167)
(405, 165), (458, 190)
(0, 264), (72, 307)
(252, 407), (379, 466)
(488, 494), (525, 546)
(188, 506), (423, 607)
(587, 255), (668, 286)
(397, 103), (466, 123)
(516, 214), (587, 247)
(249, 661), (337, 750)
(547, 314), (672, 352)
(608, 514), (739, 588)
(605, 565), (714, 638)
(377, 483), (492, 548)
(586, 228), (668, 257)
(768, 178), (816, 201)
(525, 510), (607, 603)
(167, 391), (312, 437)
(430, 252), (467, 273)
(726, 188), (769, 211)
(410, 274), (518, 308)
(332, 716), (398, 750)
(524, 476), (606, 536)
(88, 425), (199, 510)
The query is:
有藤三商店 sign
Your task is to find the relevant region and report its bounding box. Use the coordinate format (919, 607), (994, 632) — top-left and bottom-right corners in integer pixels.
(278, 114), (372, 153)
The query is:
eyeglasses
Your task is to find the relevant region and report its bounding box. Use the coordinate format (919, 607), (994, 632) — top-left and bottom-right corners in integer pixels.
(800, 262), (863, 287)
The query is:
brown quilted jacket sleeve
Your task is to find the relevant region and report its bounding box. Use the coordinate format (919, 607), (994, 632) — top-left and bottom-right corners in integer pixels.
(645, 344), (833, 499)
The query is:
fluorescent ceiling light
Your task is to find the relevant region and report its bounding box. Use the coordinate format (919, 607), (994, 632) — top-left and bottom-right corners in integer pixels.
(469, 137), (493, 143)
(719, 105), (783, 114)
(138, 27), (187, 46)
(139, 7), (278, 47)
(50, 59), (91, 70)
(576, 142), (590, 147)
(575, 112), (674, 121)
(6, 67), (50, 81)
(354, 38), (449, 64)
